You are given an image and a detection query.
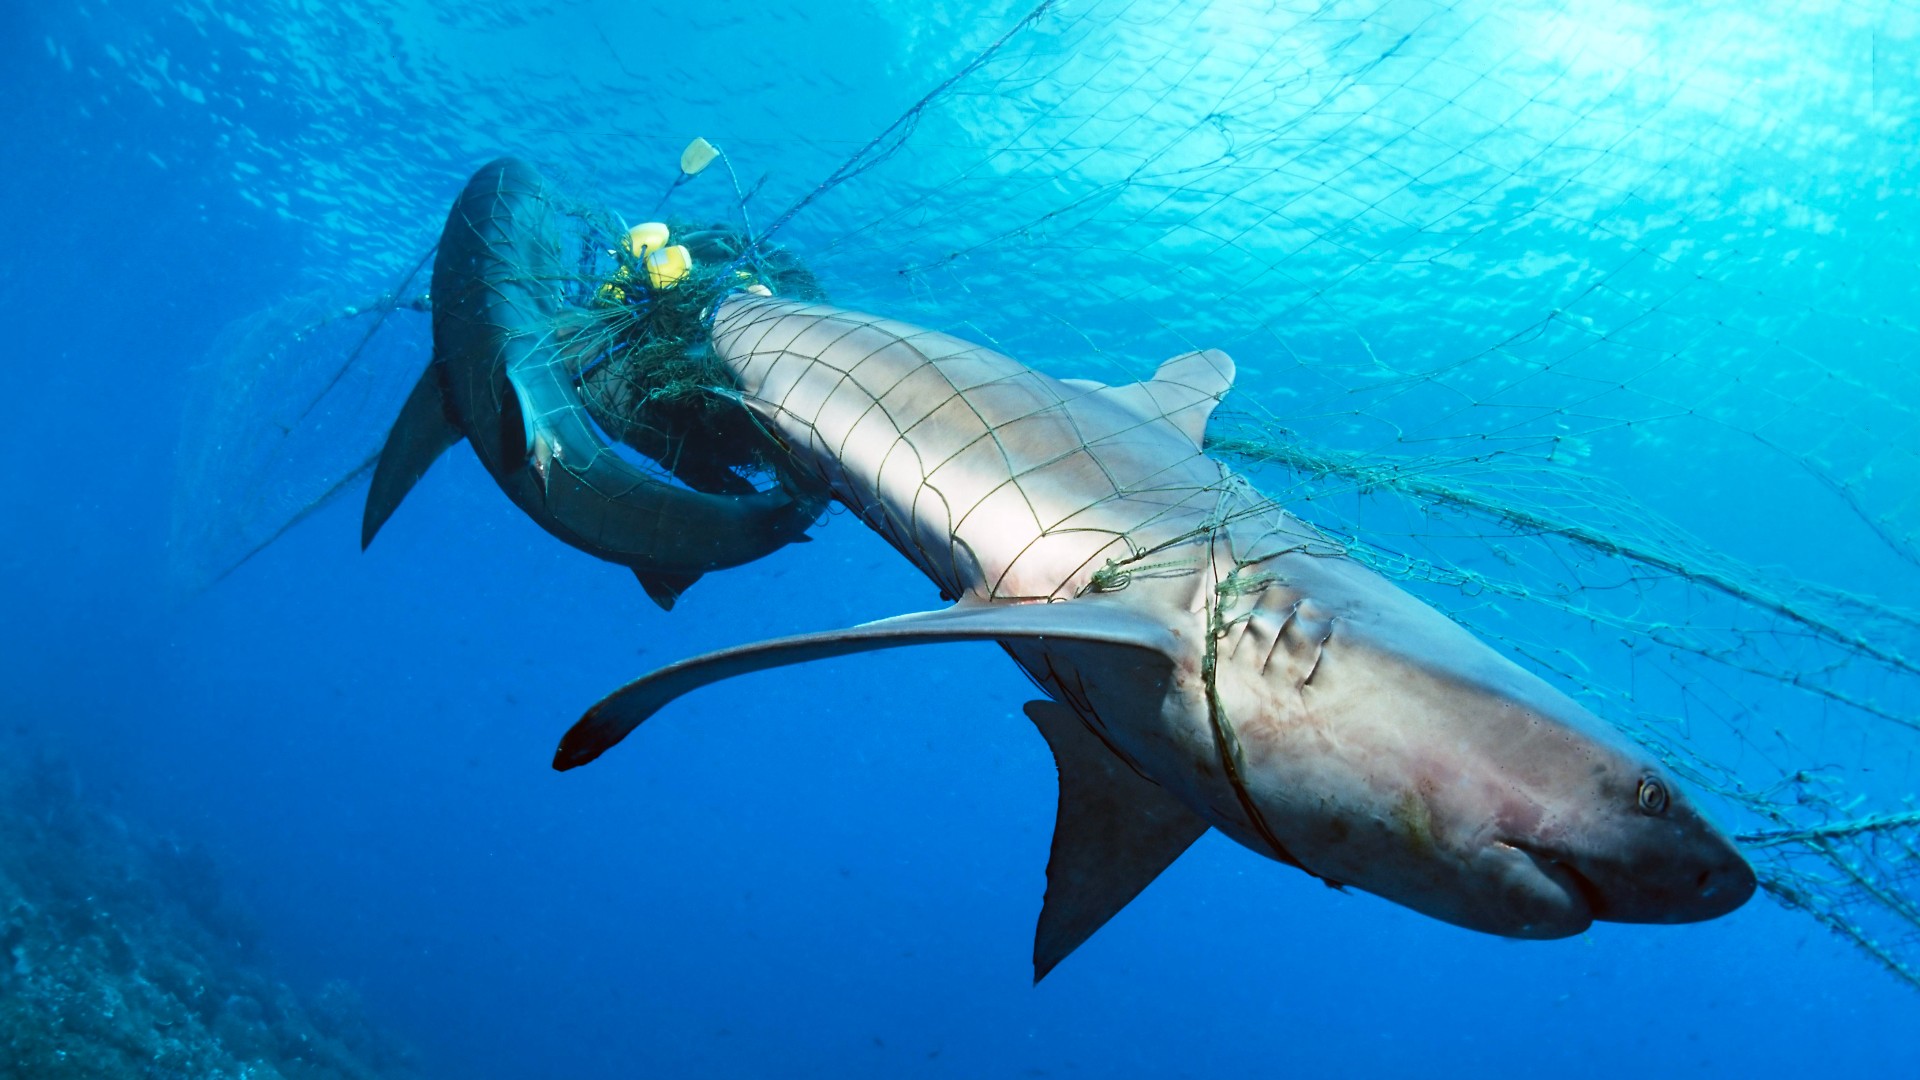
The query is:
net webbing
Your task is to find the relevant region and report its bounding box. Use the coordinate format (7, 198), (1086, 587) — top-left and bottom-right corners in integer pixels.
(771, 0), (1920, 988)
(165, 0), (1920, 987)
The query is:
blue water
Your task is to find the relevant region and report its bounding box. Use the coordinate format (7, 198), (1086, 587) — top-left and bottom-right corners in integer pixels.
(5, 0), (1917, 1076)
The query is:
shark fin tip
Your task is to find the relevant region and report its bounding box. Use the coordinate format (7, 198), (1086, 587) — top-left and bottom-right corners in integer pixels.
(364, 363), (460, 547)
(1023, 698), (1206, 982)
(634, 568), (702, 610)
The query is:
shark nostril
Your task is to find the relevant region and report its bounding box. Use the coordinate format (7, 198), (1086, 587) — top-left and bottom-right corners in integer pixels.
(1696, 869), (1712, 891)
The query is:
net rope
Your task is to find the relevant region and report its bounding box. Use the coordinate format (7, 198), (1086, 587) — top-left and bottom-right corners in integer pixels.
(165, 0), (1920, 988)
(770, 0), (1920, 988)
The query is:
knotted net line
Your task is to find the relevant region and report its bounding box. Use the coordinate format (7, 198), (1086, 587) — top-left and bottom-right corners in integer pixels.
(170, 0), (1920, 987)
(768, 0), (1920, 989)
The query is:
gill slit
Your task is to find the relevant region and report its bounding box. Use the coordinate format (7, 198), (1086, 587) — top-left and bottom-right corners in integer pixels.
(1205, 560), (1304, 872)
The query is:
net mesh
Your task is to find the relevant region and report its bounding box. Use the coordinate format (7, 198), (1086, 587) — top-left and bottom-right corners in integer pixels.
(767, 0), (1920, 989)
(167, 0), (1920, 987)
(168, 258), (431, 596)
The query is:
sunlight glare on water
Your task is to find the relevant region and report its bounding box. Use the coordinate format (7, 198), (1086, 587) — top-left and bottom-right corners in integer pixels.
(2, 1), (1917, 1078)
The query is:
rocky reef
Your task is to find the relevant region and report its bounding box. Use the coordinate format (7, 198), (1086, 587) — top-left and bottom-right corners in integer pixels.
(0, 749), (419, 1080)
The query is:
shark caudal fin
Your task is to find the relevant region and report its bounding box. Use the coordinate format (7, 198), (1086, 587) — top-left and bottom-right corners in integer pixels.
(362, 363), (462, 549)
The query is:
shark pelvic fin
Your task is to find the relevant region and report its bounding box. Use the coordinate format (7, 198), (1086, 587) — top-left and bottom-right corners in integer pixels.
(554, 598), (1178, 771)
(1088, 348), (1236, 449)
(362, 363), (462, 549)
(1024, 699), (1207, 983)
(1148, 348), (1235, 448)
(633, 568), (702, 611)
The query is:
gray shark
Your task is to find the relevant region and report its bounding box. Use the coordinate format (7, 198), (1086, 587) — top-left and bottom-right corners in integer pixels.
(363, 158), (815, 609)
(554, 298), (1756, 979)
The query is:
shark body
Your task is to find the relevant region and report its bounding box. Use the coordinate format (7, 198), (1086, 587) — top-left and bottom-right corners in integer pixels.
(362, 158), (815, 608)
(556, 297), (1755, 979)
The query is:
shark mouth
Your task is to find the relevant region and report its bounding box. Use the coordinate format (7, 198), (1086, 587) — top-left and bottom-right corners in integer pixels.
(1497, 839), (1601, 933)
(1502, 836), (1758, 926)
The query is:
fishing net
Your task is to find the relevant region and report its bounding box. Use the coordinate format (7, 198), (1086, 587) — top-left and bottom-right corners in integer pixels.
(167, 0), (1920, 986)
(561, 213), (828, 496)
(168, 258), (432, 596)
(757, 0), (1920, 988)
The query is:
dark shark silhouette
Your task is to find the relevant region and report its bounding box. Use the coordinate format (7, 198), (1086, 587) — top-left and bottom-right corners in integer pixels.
(362, 159), (815, 609)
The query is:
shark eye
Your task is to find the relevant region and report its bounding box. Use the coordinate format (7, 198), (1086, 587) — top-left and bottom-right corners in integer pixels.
(1636, 777), (1669, 816)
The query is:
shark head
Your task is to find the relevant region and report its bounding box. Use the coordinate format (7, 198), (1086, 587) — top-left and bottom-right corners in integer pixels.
(1216, 559), (1756, 938)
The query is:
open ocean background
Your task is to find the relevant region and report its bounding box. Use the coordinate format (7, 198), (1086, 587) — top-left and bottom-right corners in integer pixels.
(3, 1), (1917, 1076)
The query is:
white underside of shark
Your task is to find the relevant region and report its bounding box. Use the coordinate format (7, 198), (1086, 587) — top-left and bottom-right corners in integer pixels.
(555, 297), (1754, 981)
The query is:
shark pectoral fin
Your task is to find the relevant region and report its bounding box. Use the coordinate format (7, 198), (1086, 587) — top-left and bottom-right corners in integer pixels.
(1024, 699), (1208, 983)
(362, 363), (462, 549)
(1149, 348), (1235, 448)
(529, 429), (556, 495)
(633, 568), (702, 611)
(499, 366), (538, 471)
(554, 597), (1178, 771)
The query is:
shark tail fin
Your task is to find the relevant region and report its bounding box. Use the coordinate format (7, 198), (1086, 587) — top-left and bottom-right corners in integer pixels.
(362, 363), (462, 549)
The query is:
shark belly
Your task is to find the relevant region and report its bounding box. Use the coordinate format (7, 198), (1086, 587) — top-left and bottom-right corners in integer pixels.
(712, 297), (1314, 851)
(713, 298), (1230, 600)
(565, 298), (1755, 975)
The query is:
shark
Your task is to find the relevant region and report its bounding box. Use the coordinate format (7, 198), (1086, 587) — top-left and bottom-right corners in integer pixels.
(551, 296), (1757, 980)
(362, 158), (816, 609)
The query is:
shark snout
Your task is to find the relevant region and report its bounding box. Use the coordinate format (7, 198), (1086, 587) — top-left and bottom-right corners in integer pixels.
(1567, 832), (1756, 924)
(1510, 817), (1756, 928)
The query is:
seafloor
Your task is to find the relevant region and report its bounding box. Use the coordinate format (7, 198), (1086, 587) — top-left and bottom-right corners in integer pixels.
(0, 746), (416, 1080)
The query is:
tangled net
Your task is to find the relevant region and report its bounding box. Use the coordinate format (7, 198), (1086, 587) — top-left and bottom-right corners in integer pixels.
(169, 0), (1920, 988)
(560, 214), (826, 495)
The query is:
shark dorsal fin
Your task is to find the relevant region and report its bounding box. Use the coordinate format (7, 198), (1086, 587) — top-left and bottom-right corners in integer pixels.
(555, 598), (1179, 770)
(1081, 348), (1235, 449)
(363, 362), (463, 549)
(1023, 699), (1208, 982)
